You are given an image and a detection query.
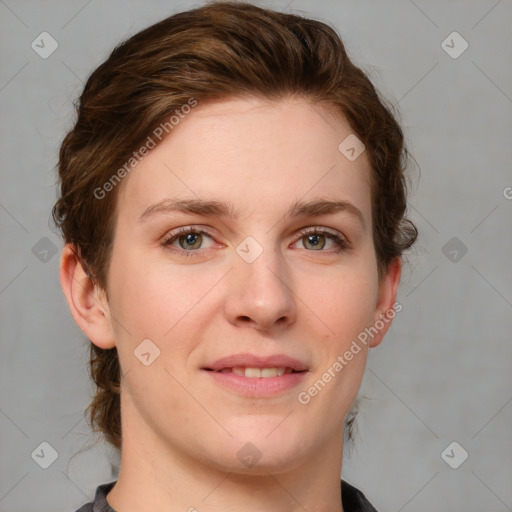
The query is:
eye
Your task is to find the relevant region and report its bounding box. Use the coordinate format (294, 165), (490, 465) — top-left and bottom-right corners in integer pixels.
(294, 227), (350, 253)
(161, 225), (351, 258)
(161, 227), (215, 256)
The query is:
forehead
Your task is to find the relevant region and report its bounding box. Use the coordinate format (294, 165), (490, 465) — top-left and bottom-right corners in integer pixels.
(115, 96), (372, 222)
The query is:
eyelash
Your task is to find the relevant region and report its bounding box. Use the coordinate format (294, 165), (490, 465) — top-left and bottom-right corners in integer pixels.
(161, 226), (351, 257)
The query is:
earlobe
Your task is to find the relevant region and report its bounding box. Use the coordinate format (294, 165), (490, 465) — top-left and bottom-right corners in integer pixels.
(369, 257), (402, 348)
(59, 243), (116, 349)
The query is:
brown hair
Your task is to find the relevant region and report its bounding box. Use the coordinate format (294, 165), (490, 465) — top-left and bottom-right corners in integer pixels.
(52, 0), (417, 452)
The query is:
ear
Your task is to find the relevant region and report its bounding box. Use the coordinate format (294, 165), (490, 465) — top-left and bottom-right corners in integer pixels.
(59, 243), (116, 349)
(369, 256), (402, 348)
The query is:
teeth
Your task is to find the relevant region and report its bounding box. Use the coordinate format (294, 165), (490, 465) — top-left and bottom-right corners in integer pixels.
(228, 367), (292, 378)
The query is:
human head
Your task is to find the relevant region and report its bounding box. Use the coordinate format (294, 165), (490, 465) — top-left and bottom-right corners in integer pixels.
(53, 1), (417, 453)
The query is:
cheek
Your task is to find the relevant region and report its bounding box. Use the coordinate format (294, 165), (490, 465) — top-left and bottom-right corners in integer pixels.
(108, 247), (201, 323)
(107, 252), (217, 363)
(299, 262), (378, 337)
(107, 261), (208, 402)
(108, 231), (380, 352)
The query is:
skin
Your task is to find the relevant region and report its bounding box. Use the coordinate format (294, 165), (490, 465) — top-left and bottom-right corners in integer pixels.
(60, 96), (401, 512)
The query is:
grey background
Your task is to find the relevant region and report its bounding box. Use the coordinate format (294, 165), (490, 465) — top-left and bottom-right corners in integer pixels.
(0, 0), (511, 510)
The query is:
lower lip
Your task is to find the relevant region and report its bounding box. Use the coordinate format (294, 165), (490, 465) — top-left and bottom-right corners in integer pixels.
(202, 369), (308, 397)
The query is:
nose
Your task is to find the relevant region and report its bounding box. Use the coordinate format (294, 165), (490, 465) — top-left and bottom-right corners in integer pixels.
(224, 242), (297, 332)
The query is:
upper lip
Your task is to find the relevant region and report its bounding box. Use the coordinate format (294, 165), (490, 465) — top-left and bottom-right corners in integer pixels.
(202, 353), (309, 372)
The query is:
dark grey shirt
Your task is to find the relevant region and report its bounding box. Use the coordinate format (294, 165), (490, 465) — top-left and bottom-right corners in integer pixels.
(75, 479), (378, 511)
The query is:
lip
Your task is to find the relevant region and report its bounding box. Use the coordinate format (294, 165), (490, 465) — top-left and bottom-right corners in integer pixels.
(202, 353), (309, 372)
(201, 353), (310, 398)
(202, 369), (309, 398)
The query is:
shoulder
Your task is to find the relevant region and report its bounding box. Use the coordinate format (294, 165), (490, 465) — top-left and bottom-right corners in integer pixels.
(74, 504), (93, 512)
(76, 479), (376, 511)
(341, 479), (379, 512)
(73, 481), (117, 512)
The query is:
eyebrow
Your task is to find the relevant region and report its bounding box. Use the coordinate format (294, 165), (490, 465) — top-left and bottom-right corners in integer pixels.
(137, 197), (366, 230)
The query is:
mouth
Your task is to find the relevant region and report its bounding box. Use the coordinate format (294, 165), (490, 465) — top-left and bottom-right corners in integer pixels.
(201, 365), (309, 397)
(201, 353), (309, 396)
(202, 367), (306, 378)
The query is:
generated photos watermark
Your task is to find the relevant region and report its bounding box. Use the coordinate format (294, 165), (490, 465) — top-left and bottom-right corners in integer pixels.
(297, 301), (403, 405)
(93, 97), (198, 200)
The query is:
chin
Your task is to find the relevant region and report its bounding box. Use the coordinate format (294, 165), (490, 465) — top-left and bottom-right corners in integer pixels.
(209, 447), (306, 476)
(200, 425), (307, 474)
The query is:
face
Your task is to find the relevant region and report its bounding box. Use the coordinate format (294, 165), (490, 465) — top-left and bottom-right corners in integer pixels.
(96, 96), (399, 473)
